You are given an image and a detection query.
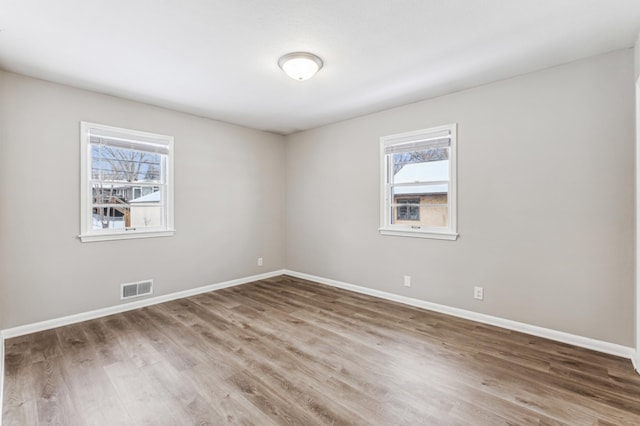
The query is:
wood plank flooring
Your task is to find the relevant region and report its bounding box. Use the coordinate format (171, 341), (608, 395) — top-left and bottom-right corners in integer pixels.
(3, 275), (640, 425)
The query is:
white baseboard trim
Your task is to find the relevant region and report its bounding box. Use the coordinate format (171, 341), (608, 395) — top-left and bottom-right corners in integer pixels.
(633, 353), (640, 374)
(284, 270), (637, 361)
(1, 270), (285, 340)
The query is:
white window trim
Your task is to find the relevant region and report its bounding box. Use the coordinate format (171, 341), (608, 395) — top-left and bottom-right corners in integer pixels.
(79, 121), (175, 243)
(379, 123), (458, 241)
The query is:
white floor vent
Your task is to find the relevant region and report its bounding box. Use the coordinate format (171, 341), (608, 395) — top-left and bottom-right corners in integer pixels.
(121, 279), (154, 300)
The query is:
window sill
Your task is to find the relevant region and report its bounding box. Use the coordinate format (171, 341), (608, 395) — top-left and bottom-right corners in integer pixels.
(79, 229), (176, 243)
(379, 228), (458, 240)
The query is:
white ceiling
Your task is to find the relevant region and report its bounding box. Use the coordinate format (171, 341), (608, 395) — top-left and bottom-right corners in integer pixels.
(1, 1), (640, 135)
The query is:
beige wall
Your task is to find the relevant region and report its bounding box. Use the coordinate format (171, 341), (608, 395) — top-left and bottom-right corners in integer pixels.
(285, 49), (635, 346)
(0, 71), (285, 329)
(636, 33), (640, 80)
(635, 34), (640, 358)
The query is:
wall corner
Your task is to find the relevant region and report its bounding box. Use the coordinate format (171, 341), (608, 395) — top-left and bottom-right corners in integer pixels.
(636, 31), (640, 372)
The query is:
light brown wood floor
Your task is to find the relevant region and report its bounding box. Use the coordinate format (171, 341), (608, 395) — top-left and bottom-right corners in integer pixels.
(3, 275), (640, 425)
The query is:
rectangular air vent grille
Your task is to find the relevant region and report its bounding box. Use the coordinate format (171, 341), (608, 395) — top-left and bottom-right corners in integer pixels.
(121, 279), (153, 300)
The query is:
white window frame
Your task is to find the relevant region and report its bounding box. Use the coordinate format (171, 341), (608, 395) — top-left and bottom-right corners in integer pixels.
(379, 123), (458, 240)
(79, 121), (175, 242)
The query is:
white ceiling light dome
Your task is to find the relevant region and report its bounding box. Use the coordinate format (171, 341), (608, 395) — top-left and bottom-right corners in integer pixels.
(278, 52), (323, 81)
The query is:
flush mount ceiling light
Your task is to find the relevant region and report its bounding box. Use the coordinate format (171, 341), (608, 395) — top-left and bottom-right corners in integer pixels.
(278, 52), (323, 81)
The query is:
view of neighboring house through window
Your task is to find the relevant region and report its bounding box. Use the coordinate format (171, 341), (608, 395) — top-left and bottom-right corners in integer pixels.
(79, 122), (175, 242)
(379, 123), (458, 240)
(396, 198), (420, 221)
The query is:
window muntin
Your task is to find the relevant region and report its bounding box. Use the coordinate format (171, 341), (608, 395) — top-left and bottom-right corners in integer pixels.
(380, 124), (457, 240)
(80, 122), (174, 242)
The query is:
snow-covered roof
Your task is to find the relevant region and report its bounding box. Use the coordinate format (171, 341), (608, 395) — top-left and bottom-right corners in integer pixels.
(129, 191), (161, 203)
(393, 160), (448, 196)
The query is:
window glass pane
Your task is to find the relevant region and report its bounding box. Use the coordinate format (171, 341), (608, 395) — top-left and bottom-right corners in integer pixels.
(391, 193), (449, 227)
(392, 148), (448, 184)
(92, 184), (162, 204)
(91, 183), (163, 231)
(395, 198), (420, 221)
(91, 144), (162, 183)
(92, 205), (128, 230)
(130, 206), (164, 228)
(391, 183), (448, 201)
(409, 206), (419, 220)
(421, 195), (449, 227)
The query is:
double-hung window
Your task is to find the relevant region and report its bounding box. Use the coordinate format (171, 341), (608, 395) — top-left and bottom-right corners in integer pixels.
(380, 123), (458, 240)
(79, 122), (175, 242)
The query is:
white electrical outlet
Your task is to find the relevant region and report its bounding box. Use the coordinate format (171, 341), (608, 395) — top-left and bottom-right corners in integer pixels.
(474, 286), (484, 300)
(258, 257), (263, 266)
(403, 275), (411, 287)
